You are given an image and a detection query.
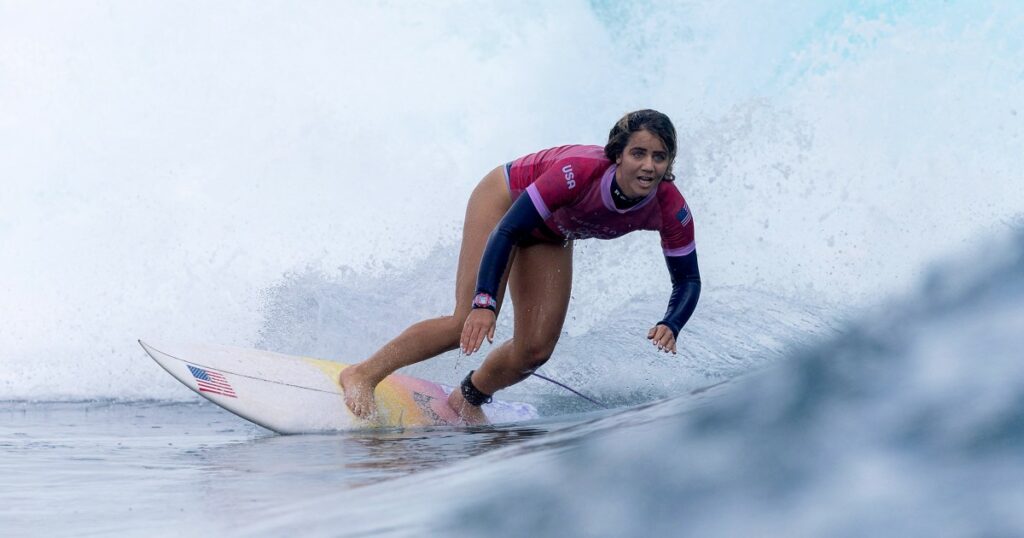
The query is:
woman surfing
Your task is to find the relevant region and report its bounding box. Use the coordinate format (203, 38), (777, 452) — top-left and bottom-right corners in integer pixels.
(340, 109), (701, 424)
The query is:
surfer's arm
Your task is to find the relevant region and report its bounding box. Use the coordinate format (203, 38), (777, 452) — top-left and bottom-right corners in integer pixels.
(651, 188), (698, 353)
(657, 251), (702, 339)
(461, 194), (545, 355)
(473, 194), (546, 302)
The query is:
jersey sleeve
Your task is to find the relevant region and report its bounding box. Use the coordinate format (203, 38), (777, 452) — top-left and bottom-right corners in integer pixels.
(523, 157), (600, 219)
(658, 185), (696, 257)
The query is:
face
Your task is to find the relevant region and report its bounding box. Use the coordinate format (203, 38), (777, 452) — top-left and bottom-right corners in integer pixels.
(614, 129), (671, 198)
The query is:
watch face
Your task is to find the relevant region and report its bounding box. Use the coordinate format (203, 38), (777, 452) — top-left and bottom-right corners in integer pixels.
(474, 294), (492, 307)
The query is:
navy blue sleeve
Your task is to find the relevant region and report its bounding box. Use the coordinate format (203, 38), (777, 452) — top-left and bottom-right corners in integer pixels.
(658, 251), (701, 338)
(475, 194), (546, 299)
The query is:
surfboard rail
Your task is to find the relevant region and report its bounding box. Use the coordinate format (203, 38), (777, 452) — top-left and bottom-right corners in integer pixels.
(139, 340), (537, 433)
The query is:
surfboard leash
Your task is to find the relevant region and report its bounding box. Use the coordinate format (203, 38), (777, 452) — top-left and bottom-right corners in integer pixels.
(530, 372), (608, 409)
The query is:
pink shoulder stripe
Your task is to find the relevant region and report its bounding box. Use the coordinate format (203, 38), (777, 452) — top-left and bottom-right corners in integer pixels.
(663, 242), (696, 257)
(526, 184), (552, 220)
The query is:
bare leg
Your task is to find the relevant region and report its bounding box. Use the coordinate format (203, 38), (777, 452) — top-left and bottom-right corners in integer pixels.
(447, 240), (574, 424)
(340, 166), (514, 418)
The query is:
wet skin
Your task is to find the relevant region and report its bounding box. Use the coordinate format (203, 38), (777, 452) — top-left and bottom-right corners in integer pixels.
(341, 129), (679, 424)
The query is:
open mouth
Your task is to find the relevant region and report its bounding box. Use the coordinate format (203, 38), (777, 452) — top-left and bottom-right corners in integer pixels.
(636, 175), (655, 187)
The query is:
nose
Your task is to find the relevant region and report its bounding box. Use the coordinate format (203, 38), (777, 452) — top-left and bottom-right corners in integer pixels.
(641, 156), (655, 172)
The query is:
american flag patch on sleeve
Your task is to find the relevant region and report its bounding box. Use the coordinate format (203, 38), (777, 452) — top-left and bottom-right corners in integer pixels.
(187, 365), (237, 398)
(676, 205), (691, 226)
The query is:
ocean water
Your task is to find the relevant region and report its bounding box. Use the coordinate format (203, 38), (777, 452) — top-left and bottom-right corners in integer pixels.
(2, 1), (1023, 536)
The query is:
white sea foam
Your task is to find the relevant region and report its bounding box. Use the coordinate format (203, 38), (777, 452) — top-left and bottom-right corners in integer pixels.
(1, 1), (1021, 401)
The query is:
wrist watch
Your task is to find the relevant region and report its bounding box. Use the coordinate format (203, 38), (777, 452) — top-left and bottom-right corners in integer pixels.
(472, 292), (496, 311)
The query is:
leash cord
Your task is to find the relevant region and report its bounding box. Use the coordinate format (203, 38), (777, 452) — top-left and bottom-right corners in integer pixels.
(530, 372), (608, 409)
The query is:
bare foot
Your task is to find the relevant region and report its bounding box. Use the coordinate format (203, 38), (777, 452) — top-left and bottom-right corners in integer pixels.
(339, 365), (378, 420)
(446, 389), (489, 426)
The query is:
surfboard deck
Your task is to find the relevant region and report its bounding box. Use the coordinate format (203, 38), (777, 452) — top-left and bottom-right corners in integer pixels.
(139, 340), (537, 434)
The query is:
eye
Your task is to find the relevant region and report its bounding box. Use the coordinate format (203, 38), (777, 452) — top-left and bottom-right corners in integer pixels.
(631, 149), (645, 158)
(653, 154), (666, 163)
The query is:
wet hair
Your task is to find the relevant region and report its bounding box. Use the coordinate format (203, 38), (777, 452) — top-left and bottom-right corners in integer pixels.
(604, 109), (678, 181)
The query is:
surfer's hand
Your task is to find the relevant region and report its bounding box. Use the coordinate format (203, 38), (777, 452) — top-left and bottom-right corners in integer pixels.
(648, 324), (677, 354)
(462, 308), (496, 355)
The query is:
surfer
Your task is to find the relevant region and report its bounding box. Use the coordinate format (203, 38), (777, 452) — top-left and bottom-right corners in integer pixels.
(340, 109), (701, 424)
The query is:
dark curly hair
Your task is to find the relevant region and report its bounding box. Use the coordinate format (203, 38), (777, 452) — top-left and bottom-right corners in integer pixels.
(604, 109), (678, 180)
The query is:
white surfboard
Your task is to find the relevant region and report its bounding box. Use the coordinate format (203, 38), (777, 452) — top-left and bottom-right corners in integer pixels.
(139, 340), (537, 434)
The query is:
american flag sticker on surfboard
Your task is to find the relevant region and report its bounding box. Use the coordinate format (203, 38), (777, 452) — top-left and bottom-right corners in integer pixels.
(187, 364), (237, 398)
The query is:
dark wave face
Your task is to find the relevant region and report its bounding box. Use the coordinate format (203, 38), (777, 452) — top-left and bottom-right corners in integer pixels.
(428, 229), (1024, 536)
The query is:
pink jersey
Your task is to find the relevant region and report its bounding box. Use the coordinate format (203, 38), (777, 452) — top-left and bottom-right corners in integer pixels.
(507, 145), (696, 256)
